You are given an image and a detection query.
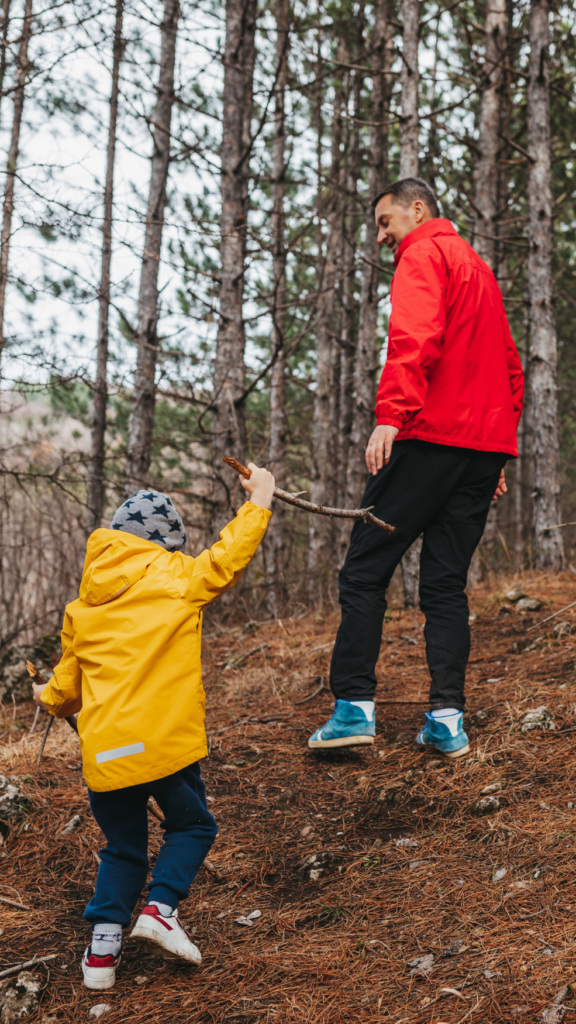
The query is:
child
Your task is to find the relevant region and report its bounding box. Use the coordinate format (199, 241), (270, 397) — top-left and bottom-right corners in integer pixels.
(33, 465), (274, 990)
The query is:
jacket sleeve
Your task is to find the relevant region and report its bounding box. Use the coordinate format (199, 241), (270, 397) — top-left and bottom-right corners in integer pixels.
(503, 311), (524, 429)
(375, 242), (447, 427)
(40, 610), (83, 718)
(179, 501), (271, 607)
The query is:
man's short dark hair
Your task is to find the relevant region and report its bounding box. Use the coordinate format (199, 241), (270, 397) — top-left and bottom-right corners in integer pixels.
(372, 177), (440, 218)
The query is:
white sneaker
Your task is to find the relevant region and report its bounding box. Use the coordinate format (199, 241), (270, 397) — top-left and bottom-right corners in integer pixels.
(130, 904), (201, 964)
(82, 946), (121, 990)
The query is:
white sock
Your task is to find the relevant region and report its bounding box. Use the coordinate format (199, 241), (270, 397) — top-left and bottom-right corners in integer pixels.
(148, 900), (175, 917)
(430, 708), (461, 737)
(349, 700), (375, 722)
(92, 922), (122, 957)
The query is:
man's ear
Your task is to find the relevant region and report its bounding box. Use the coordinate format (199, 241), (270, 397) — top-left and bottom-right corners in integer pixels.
(413, 199), (426, 223)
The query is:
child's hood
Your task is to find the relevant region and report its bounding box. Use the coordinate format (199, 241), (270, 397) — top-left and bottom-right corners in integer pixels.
(80, 528), (165, 606)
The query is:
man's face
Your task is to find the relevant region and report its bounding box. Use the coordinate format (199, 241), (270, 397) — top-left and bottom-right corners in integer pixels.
(374, 194), (431, 255)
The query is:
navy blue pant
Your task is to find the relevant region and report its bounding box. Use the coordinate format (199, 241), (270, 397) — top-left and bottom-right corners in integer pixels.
(331, 440), (507, 711)
(84, 762), (217, 927)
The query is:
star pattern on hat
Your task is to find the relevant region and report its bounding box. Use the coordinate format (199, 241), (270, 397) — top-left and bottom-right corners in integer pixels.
(126, 510), (147, 524)
(147, 528), (166, 543)
(153, 503), (170, 519)
(168, 521), (182, 533)
(141, 492), (158, 502)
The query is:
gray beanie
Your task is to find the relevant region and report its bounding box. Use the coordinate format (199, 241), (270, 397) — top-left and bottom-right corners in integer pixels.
(110, 490), (187, 552)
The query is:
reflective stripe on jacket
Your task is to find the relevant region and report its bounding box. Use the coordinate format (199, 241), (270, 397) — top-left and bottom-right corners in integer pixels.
(41, 501), (271, 792)
(374, 218), (524, 456)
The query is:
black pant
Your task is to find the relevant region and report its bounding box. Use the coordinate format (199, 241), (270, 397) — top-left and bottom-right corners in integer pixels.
(330, 440), (507, 711)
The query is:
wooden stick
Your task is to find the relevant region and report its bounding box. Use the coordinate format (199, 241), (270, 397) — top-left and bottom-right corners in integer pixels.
(0, 954), (57, 979)
(295, 677), (327, 704)
(26, 661), (79, 740)
(526, 600), (576, 632)
(28, 705), (40, 736)
(35, 716), (54, 773)
(223, 457), (395, 533)
(0, 894), (32, 911)
(146, 798), (223, 880)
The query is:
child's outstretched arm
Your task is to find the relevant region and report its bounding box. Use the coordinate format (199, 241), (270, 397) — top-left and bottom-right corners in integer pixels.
(176, 464), (275, 606)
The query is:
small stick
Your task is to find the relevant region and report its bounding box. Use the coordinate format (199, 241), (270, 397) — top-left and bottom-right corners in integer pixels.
(526, 600), (576, 632)
(0, 954), (57, 979)
(147, 796), (164, 822)
(223, 457), (395, 533)
(0, 894), (32, 910)
(295, 676), (327, 704)
(146, 799), (223, 880)
(28, 705), (40, 736)
(35, 716), (54, 773)
(202, 856), (223, 881)
(26, 661), (79, 739)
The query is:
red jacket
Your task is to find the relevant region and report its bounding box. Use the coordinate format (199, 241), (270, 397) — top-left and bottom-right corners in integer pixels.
(375, 218), (524, 456)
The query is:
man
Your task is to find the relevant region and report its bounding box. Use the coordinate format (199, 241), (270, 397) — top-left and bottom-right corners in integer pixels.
(309, 177), (524, 758)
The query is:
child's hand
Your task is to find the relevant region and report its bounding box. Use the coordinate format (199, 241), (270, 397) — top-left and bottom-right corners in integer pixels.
(32, 681), (50, 711)
(240, 463), (275, 510)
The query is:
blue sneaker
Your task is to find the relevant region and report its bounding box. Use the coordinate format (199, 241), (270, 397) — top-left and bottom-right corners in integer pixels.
(308, 700), (375, 749)
(416, 712), (470, 759)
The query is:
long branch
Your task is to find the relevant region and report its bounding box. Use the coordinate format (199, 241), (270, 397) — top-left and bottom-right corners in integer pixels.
(222, 457), (395, 534)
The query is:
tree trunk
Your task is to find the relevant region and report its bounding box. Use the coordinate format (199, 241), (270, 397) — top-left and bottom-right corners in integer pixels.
(86, 0), (124, 532)
(400, 541), (420, 607)
(471, 0), (507, 268)
(399, 0), (421, 602)
(0, 0), (12, 128)
(211, 0), (257, 535)
(337, 47), (363, 517)
(0, 0), (32, 362)
(308, 44), (345, 598)
(527, 0), (563, 568)
(125, 0), (179, 496)
(345, 0), (393, 514)
(266, 0), (289, 615)
(399, 0), (419, 178)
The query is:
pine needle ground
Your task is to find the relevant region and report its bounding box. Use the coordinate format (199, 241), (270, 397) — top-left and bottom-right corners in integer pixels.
(2, 571), (576, 1022)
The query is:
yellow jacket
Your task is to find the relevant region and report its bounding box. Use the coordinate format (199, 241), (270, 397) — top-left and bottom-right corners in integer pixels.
(41, 501), (271, 792)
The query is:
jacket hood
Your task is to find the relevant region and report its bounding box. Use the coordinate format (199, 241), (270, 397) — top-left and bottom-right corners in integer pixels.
(80, 528), (165, 606)
(394, 217), (458, 266)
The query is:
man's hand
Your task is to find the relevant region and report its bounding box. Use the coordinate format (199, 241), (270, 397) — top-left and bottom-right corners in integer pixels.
(240, 462), (276, 510)
(32, 681), (50, 711)
(492, 468), (507, 500)
(366, 425), (399, 475)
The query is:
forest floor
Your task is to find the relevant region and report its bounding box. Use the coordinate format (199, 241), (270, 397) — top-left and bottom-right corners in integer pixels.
(3, 571), (576, 1023)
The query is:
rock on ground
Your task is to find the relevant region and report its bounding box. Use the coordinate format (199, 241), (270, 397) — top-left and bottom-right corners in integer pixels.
(0, 972), (42, 1023)
(0, 776), (32, 824)
(520, 706), (555, 732)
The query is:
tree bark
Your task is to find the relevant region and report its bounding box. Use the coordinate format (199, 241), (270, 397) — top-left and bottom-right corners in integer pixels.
(0, 0), (12, 128)
(399, 0), (419, 178)
(345, 0), (393, 513)
(211, 0), (257, 534)
(337, 28), (364, 527)
(266, 0), (289, 615)
(125, 0), (179, 496)
(0, 0), (32, 363)
(527, 0), (563, 568)
(471, 0), (507, 268)
(399, 0), (422, 601)
(86, 0), (124, 532)
(308, 42), (346, 597)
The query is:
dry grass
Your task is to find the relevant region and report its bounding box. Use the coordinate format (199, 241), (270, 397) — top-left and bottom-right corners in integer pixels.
(3, 570), (576, 1022)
